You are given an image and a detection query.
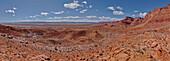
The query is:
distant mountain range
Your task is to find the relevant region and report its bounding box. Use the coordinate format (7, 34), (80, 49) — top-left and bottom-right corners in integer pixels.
(16, 22), (97, 24)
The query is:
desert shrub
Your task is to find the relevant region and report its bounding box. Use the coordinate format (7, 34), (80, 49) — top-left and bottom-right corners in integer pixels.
(136, 49), (143, 54)
(124, 51), (128, 54)
(142, 48), (146, 51)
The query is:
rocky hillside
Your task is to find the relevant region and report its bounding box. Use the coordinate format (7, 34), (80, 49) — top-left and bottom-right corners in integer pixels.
(0, 24), (30, 36)
(119, 17), (144, 27)
(43, 30), (103, 41)
(143, 4), (170, 23)
(0, 24), (46, 36)
(127, 4), (170, 27)
(100, 4), (170, 27)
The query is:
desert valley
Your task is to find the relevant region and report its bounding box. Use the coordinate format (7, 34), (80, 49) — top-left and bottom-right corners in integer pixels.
(0, 3), (170, 61)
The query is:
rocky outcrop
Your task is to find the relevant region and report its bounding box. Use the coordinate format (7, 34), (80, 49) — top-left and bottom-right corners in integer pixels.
(131, 17), (144, 26)
(143, 4), (170, 23)
(118, 17), (144, 27)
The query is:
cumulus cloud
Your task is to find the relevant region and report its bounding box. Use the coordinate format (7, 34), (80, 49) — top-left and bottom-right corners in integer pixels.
(116, 6), (123, 10)
(29, 16), (36, 18)
(47, 16), (80, 19)
(99, 16), (121, 21)
(13, 14), (15, 16)
(13, 7), (17, 10)
(47, 17), (62, 19)
(19, 19), (100, 22)
(113, 11), (124, 15)
(52, 11), (64, 14)
(5, 10), (15, 13)
(5, 7), (17, 16)
(107, 6), (124, 15)
(107, 6), (115, 11)
(29, 15), (40, 18)
(89, 5), (92, 8)
(80, 9), (87, 13)
(76, 9), (79, 11)
(134, 10), (139, 13)
(132, 15), (135, 17)
(109, 18), (121, 21)
(64, 16), (81, 19)
(5, 7), (17, 14)
(86, 16), (97, 18)
(82, 1), (87, 4)
(99, 16), (111, 20)
(64, 1), (80, 9)
(41, 12), (49, 16)
(139, 12), (147, 17)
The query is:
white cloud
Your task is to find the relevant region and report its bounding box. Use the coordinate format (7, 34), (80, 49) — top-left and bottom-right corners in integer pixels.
(13, 7), (17, 10)
(109, 18), (121, 21)
(64, 16), (81, 19)
(29, 15), (40, 18)
(5, 10), (15, 13)
(19, 19), (100, 22)
(80, 9), (87, 13)
(64, 1), (80, 9)
(107, 6), (124, 15)
(56, 19), (99, 22)
(86, 16), (97, 18)
(41, 12), (49, 16)
(116, 6), (123, 10)
(47, 17), (62, 19)
(134, 10), (139, 13)
(48, 16), (97, 19)
(82, 1), (87, 4)
(99, 16), (121, 21)
(113, 11), (124, 15)
(52, 11), (64, 14)
(132, 15), (135, 17)
(12, 14), (15, 16)
(107, 6), (115, 11)
(29, 16), (36, 18)
(5, 7), (17, 16)
(139, 12), (147, 17)
(89, 5), (92, 8)
(76, 9), (79, 11)
(99, 16), (111, 20)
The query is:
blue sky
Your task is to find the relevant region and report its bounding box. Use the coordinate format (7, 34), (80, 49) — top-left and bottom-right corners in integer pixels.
(0, 0), (170, 22)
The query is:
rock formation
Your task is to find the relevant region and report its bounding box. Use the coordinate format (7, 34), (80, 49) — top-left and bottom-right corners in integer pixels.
(140, 4), (170, 27)
(118, 17), (144, 27)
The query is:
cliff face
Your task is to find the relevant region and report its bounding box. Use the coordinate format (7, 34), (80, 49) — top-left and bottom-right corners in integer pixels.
(143, 4), (170, 24)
